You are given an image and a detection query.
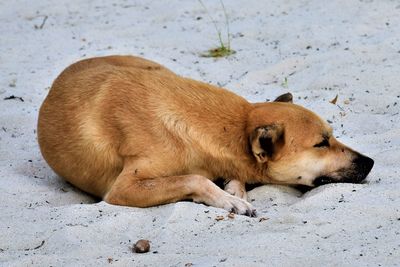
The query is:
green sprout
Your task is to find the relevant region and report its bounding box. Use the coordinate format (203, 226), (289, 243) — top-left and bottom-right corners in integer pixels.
(281, 77), (289, 88)
(198, 0), (235, 58)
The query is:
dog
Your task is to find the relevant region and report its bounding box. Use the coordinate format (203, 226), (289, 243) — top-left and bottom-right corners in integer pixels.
(37, 55), (374, 216)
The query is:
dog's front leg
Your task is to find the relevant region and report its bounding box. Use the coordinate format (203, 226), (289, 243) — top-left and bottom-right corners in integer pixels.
(224, 179), (247, 201)
(104, 170), (256, 216)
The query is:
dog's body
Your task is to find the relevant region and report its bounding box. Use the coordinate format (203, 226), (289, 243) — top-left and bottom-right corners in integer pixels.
(38, 55), (373, 216)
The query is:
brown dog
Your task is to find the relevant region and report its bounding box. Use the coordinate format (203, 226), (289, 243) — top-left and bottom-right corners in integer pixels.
(37, 55), (374, 216)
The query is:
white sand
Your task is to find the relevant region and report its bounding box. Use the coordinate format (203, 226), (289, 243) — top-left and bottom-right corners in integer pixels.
(1, 0), (399, 266)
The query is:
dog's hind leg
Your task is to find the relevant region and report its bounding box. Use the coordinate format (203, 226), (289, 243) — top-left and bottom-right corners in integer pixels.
(104, 169), (256, 216)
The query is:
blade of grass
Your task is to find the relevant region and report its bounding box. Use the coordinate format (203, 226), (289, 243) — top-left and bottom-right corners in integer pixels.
(198, 0), (235, 57)
(198, 0), (225, 49)
(219, 0), (231, 50)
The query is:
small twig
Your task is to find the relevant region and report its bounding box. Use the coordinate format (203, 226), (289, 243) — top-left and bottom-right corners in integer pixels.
(4, 95), (24, 102)
(24, 240), (45, 251)
(33, 240), (45, 249)
(35, 15), (48, 29)
(336, 104), (345, 112)
(236, 70), (249, 80)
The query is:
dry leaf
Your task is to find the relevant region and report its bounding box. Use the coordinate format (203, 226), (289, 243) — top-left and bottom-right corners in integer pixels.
(215, 215), (224, 221)
(330, 94), (338, 105)
(228, 213), (235, 219)
(259, 217), (269, 222)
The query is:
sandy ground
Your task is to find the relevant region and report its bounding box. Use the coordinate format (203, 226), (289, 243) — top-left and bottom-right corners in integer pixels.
(1, 0), (399, 266)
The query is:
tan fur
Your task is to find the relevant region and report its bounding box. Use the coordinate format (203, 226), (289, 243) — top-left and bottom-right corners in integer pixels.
(38, 55), (373, 216)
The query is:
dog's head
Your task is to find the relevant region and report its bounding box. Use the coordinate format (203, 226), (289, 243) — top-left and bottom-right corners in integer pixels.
(247, 93), (374, 187)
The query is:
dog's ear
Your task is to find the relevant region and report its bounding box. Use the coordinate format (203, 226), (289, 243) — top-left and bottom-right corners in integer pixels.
(250, 124), (285, 163)
(274, 92), (293, 103)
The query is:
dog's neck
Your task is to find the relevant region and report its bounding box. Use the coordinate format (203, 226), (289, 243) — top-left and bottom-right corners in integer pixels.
(156, 78), (271, 183)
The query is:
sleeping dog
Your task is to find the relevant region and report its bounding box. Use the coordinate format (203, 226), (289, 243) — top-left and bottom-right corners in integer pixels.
(38, 56), (374, 216)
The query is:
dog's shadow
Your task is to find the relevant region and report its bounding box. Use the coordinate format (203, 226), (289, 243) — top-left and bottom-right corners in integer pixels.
(215, 178), (311, 211)
(20, 160), (309, 209)
(17, 159), (366, 210)
(15, 155), (97, 207)
(244, 180), (370, 214)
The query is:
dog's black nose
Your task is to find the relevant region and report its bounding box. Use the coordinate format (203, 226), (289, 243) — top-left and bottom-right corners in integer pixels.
(353, 155), (374, 175)
(353, 154), (374, 180)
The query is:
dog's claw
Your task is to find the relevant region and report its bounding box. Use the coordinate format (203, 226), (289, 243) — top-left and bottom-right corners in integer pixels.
(250, 209), (257, 217)
(230, 207), (239, 214)
(229, 206), (256, 217)
(245, 209), (257, 217)
(216, 190), (255, 217)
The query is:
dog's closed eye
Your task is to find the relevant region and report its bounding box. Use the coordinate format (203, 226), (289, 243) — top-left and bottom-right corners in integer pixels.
(313, 138), (330, 148)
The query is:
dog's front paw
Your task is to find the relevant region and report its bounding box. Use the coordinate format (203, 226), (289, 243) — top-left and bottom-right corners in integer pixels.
(219, 192), (256, 217)
(224, 179), (247, 200)
(193, 179), (256, 217)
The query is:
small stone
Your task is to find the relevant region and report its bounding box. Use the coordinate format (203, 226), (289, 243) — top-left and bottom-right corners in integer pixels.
(215, 215), (224, 221)
(133, 239), (150, 253)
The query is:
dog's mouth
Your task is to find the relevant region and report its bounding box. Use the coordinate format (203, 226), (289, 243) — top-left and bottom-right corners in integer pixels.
(313, 175), (335, 186)
(313, 154), (374, 187)
(313, 175), (369, 187)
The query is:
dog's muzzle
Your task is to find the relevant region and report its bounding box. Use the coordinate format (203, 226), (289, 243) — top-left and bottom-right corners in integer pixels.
(313, 154), (374, 186)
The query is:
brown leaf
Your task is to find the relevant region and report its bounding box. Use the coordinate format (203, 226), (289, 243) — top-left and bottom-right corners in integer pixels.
(330, 94), (338, 105)
(215, 215), (224, 221)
